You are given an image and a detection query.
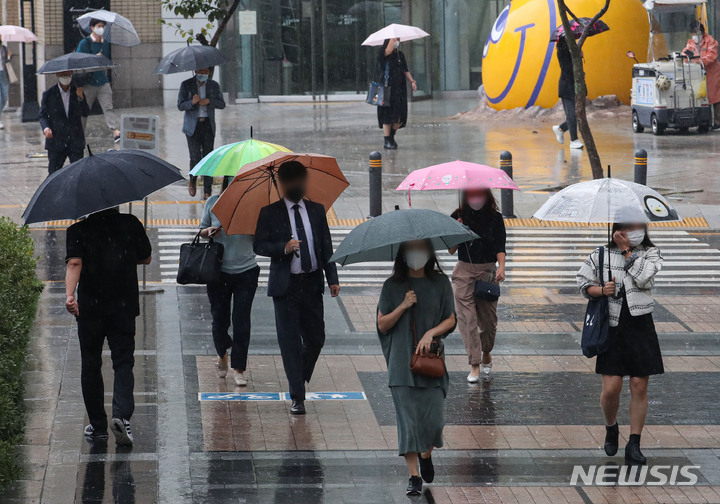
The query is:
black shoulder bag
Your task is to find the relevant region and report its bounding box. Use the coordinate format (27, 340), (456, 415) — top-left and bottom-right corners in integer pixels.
(581, 246), (610, 358)
(177, 231), (224, 285)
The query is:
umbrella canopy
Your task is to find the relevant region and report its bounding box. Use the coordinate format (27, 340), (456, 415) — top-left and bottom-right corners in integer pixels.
(154, 45), (229, 75)
(77, 10), (141, 47)
(361, 23), (430, 46)
(212, 152), (349, 235)
(37, 53), (115, 74)
(395, 160), (520, 192)
(190, 138), (292, 178)
(550, 18), (610, 42)
(329, 209), (478, 266)
(23, 150), (184, 224)
(533, 178), (680, 224)
(0, 25), (37, 43)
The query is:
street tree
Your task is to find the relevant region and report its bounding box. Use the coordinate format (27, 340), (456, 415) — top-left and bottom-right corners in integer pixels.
(557, 0), (611, 180)
(158, 0), (243, 47)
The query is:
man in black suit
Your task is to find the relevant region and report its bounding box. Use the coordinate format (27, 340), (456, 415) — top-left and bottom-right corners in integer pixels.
(254, 161), (340, 415)
(39, 70), (89, 175)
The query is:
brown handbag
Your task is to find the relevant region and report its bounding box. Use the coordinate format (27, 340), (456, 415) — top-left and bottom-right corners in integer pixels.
(408, 313), (445, 378)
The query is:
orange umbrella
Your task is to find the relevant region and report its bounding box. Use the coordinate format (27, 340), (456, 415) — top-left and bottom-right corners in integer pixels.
(212, 152), (350, 235)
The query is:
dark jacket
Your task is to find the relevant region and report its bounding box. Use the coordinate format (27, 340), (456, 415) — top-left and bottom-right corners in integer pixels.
(38, 84), (89, 152)
(557, 37), (575, 99)
(177, 77), (225, 136)
(253, 199), (339, 297)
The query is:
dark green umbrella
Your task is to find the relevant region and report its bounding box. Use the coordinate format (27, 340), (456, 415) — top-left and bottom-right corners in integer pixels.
(329, 209), (478, 266)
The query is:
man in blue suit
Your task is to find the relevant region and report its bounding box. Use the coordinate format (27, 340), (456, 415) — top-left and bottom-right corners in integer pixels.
(177, 67), (226, 199)
(39, 70), (90, 174)
(253, 161), (340, 415)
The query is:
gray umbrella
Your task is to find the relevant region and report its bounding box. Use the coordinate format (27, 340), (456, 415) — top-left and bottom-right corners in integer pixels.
(329, 209), (478, 266)
(77, 10), (141, 47)
(37, 53), (115, 74)
(153, 45), (229, 75)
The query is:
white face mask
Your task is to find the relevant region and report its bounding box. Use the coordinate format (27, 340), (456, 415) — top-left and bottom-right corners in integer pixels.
(94, 26), (105, 37)
(467, 196), (487, 211)
(405, 250), (430, 271)
(394, 40), (400, 49)
(626, 230), (646, 247)
(693, 34), (701, 44)
(58, 76), (72, 86)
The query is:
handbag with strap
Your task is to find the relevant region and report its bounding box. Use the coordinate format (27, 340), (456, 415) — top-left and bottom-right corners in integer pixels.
(581, 246), (610, 358)
(366, 62), (391, 106)
(5, 62), (18, 84)
(463, 241), (501, 301)
(408, 309), (445, 378)
(176, 231), (224, 285)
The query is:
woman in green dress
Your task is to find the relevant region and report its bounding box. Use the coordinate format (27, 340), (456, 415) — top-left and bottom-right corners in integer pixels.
(377, 239), (456, 496)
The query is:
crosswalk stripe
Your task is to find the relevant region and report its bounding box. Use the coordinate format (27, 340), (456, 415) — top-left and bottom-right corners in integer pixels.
(155, 228), (720, 286)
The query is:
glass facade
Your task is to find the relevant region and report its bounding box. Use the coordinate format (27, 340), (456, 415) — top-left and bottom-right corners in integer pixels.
(222, 0), (507, 99)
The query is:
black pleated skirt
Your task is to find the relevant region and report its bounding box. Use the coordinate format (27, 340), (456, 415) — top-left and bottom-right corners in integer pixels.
(595, 297), (665, 377)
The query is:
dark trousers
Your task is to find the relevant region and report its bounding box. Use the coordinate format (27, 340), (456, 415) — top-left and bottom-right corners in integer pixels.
(272, 270), (326, 401)
(559, 96), (578, 141)
(186, 119), (214, 196)
(77, 315), (136, 432)
(206, 266), (260, 370)
(48, 148), (83, 175)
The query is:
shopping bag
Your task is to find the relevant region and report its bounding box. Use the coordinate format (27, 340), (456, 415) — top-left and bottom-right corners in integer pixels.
(366, 62), (391, 106)
(581, 246), (610, 358)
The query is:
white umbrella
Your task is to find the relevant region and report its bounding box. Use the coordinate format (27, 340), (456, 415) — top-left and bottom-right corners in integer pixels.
(0, 25), (37, 43)
(77, 10), (141, 47)
(361, 23), (430, 46)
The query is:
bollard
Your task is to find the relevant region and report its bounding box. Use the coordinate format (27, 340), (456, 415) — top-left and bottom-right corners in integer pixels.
(499, 151), (516, 218)
(369, 151), (382, 217)
(634, 149), (647, 186)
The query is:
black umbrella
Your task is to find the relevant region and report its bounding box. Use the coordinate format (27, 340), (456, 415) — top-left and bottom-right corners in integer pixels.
(153, 45), (229, 75)
(37, 53), (115, 75)
(23, 149), (185, 224)
(550, 17), (610, 42)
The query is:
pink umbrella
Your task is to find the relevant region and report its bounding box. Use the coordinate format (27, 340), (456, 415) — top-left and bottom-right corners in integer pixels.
(395, 160), (520, 192)
(0, 25), (38, 43)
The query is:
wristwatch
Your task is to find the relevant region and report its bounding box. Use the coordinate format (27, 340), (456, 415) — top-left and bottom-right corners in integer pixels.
(621, 249), (631, 256)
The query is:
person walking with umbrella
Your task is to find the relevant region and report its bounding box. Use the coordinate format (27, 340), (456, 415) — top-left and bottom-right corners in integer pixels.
(449, 189), (506, 381)
(375, 38), (417, 149)
(552, 35), (583, 150)
(0, 34), (12, 129)
(38, 70), (89, 174)
(178, 67), (226, 199)
(577, 218), (664, 465)
(76, 18), (121, 143)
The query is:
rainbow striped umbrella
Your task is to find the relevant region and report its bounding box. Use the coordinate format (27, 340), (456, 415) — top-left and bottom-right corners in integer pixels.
(189, 135), (292, 177)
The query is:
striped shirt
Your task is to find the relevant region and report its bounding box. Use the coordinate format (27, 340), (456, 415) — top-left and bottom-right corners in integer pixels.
(577, 245), (663, 327)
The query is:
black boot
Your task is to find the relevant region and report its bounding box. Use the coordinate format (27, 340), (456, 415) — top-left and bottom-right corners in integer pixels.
(604, 423), (619, 456)
(389, 128), (398, 148)
(625, 434), (647, 465)
(383, 136), (396, 150)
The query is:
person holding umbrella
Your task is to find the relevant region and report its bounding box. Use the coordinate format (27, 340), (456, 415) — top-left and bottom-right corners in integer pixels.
(577, 218), (664, 465)
(39, 70), (89, 174)
(375, 38), (417, 149)
(76, 19), (120, 143)
(0, 34), (11, 129)
(178, 67), (226, 199)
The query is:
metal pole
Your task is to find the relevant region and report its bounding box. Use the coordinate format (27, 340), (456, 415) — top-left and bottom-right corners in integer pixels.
(20, 0), (38, 122)
(310, 0), (316, 100)
(634, 149), (647, 185)
(321, 0), (328, 100)
(139, 197), (163, 294)
(369, 151), (382, 217)
(500, 151), (516, 218)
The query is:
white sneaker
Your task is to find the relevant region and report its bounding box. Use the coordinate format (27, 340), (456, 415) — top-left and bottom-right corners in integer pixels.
(570, 139), (584, 150)
(234, 371), (248, 387)
(467, 373), (479, 383)
(0, 122), (5, 130)
(482, 362), (493, 375)
(552, 125), (564, 144)
(216, 355), (228, 378)
(110, 418), (133, 446)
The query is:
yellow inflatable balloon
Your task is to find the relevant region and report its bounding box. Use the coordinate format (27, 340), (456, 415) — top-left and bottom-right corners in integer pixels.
(482, 0), (649, 110)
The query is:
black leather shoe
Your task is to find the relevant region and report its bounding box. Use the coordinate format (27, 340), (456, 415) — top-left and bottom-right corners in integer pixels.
(625, 434), (647, 465)
(383, 136), (396, 149)
(604, 423), (619, 456)
(419, 454), (434, 483)
(406, 475), (422, 495)
(290, 400), (306, 415)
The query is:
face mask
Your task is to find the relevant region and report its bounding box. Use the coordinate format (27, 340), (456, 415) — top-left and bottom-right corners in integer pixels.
(466, 196), (486, 211)
(94, 26), (105, 37)
(405, 250), (430, 271)
(693, 34), (701, 43)
(626, 230), (646, 247)
(394, 40), (400, 49)
(285, 186), (305, 202)
(195, 73), (209, 82)
(58, 76), (72, 86)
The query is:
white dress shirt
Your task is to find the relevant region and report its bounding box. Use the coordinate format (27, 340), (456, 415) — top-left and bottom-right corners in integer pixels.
(198, 82), (208, 118)
(59, 84), (71, 117)
(284, 198), (318, 274)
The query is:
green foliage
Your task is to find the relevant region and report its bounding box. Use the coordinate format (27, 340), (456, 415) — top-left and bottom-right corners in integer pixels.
(0, 218), (43, 493)
(157, 0), (231, 44)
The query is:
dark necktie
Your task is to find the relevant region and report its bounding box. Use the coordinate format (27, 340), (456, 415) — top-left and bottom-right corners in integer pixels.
(293, 204), (312, 273)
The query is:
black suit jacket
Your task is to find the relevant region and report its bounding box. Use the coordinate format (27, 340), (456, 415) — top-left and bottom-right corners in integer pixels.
(253, 199), (339, 297)
(38, 84), (89, 152)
